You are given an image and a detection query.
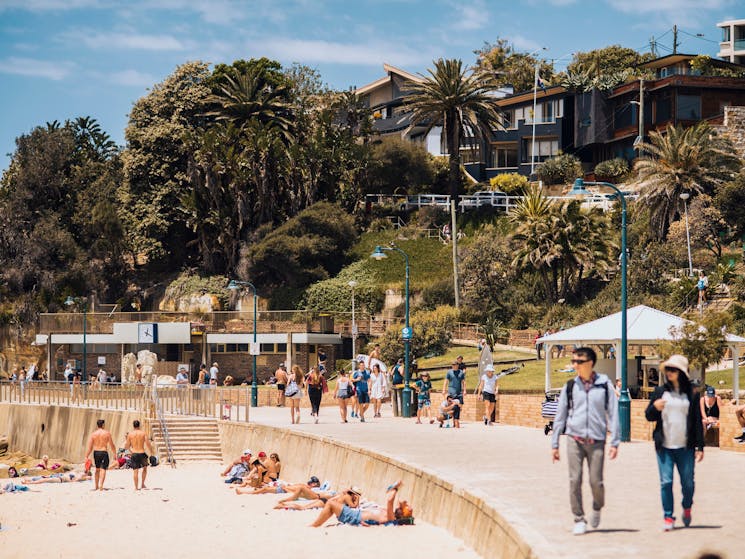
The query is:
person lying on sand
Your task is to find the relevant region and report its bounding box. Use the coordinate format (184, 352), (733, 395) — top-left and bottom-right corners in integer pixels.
(235, 475), (322, 496)
(310, 481), (414, 527)
(20, 470), (92, 484)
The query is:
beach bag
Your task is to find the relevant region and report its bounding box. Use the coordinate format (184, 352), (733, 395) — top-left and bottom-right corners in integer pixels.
(321, 375), (329, 394)
(285, 380), (299, 397)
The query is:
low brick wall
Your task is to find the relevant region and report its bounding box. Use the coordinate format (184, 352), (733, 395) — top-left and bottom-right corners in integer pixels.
(718, 400), (745, 452)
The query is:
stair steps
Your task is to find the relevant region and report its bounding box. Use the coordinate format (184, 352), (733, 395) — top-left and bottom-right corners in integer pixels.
(149, 417), (222, 462)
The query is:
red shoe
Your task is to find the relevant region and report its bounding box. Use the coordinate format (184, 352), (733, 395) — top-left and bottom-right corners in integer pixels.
(683, 508), (692, 527)
(663, 517), (675, 531)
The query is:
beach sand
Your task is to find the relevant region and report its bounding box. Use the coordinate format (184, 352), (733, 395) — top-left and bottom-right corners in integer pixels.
(0, 461), (479, 559)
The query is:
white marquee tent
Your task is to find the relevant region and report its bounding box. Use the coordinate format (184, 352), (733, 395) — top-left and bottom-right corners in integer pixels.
(537, 305), (744, 401)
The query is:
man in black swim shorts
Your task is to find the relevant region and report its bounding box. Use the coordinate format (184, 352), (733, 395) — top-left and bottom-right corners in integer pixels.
(85, 419), (117, 491)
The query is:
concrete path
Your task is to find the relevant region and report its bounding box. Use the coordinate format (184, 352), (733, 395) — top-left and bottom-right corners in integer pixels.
(250, 405), (744, 559)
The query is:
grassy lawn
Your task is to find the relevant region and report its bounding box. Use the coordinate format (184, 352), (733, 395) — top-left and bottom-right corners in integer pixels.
(349, 229), (457, 289)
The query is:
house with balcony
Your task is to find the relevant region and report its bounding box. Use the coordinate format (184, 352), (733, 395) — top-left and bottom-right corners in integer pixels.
(574, 53), (745, 166)
(463, 85), (575, 181)
(718, 19), (745, 64)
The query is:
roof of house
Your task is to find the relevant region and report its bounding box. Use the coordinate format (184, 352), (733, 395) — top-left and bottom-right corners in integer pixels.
(636, 53), (745, 71)
(355, 63), (423, 96)
(496, 85), (567, 107)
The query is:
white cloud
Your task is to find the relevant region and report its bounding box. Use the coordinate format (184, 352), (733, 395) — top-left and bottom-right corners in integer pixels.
(109, 69), (158, 87)
(507, 35), (545, 53)
(0, 56), (73, 80)
(451, 0), (489, 31)
(78, 31), (188, 51)
(252, 37), (433, 67)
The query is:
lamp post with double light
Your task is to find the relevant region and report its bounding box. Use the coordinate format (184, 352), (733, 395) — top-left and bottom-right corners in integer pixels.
(570, 178), (630, 442)
(680, 192), (693, 276)
(228, 280), (258, 407)
(65, 296), (88, 381)
(370, 245), (413, 417)
(348, 280), (358, 360)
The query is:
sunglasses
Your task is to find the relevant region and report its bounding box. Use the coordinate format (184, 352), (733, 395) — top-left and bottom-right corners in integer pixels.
(664, 367), (681, 373)
(570, 359), (590, 365)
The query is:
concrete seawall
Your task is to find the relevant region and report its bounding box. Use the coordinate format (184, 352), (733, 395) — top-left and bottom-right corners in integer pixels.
(219, 421), (537, 559)
(0, 403), (145, 462)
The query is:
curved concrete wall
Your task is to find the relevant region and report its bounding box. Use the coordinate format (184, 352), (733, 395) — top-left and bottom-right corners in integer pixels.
(0, 403), (145, 462)
(219, 421), (537, 559)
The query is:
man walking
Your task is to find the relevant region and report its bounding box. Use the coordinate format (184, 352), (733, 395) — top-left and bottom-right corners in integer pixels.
(442, 361), (466, 405)
(125, 420), (155, 490)
(352, 360), (371, 422)
(85, 419), (117, 491)
(551, 347), (619, 535)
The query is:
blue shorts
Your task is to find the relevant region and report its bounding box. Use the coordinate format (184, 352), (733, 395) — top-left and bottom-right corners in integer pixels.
(338, 504), (362, 526)
(417, 398), (431, 409)
(356, 392), (370, 404)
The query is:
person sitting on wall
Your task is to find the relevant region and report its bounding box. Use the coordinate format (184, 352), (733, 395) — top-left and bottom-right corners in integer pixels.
(700, 386), (722, 432)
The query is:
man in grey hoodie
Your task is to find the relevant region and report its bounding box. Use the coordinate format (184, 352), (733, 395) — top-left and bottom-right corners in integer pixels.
(551, 346), (620, 536)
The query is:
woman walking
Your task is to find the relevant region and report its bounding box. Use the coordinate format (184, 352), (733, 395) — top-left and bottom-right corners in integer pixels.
(334, 370), (352, 423)
(645, 354), (704, 531)
(369, 363), (388, 418)
(475, 364), (499, 425)
(307, 366), (323, 424)
(288, 365), (305, 424)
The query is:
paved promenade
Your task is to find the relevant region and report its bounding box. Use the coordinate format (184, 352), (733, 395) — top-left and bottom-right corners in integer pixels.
(250, 405), (743, 559)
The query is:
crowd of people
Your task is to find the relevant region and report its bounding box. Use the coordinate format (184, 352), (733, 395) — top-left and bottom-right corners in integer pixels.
(220, 450), (414, 527)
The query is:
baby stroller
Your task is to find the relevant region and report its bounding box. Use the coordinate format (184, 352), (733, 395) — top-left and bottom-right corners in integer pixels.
(541, 390), (561, 435)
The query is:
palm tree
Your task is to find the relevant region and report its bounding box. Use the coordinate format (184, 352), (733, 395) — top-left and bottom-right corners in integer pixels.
(205, 68), (295, 144)
(635, 123), (741, 241)
(510, 189), (616, 303)
(406, 58), (502, 203)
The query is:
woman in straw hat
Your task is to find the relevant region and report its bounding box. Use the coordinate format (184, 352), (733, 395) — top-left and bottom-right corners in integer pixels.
(645, 354), (704, 532)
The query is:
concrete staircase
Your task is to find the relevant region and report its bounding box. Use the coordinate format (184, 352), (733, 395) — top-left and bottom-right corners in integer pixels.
(149, 416), (222, 463)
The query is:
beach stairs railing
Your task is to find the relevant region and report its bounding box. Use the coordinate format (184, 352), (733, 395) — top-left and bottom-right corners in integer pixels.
(150, 416), (222, 462)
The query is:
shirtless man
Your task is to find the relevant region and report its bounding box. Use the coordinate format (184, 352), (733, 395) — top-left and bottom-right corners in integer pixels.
(275, 364), (288, 407)
(310, 481), (413, 527)
(125, 419), (154, 490)
(85, 419), (116, 491)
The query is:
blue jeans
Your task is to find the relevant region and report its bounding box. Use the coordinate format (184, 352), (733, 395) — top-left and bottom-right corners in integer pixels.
(656, 447), (695, 519)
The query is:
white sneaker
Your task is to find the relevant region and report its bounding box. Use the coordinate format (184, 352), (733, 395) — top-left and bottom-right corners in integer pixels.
(573, 521), (587, 535)
(590, 509), (601, 529)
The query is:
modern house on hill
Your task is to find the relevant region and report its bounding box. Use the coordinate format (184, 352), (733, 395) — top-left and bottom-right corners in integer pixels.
(465, 84), (575, 181)
(718, 19), (745, 64)
(574, 53), (745, 166)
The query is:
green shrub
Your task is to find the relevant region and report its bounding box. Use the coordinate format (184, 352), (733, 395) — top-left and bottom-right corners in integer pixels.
(489, 173), (528, 194)
(536, 154), (583, 186)
(594, 158), (629, 182)
(302, 270), (384, 315)
(379, 305), (459, 363)
(420, 277), (454, 309)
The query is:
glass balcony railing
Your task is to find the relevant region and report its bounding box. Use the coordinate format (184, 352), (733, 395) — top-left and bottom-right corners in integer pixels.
(734, 39), (745, 50)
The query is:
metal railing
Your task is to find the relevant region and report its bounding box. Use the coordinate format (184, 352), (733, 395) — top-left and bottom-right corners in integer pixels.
(0, 380), (251, 424)
(150, 382), (176, 467)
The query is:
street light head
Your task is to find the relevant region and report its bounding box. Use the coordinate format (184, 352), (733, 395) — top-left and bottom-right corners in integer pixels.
(64, 296), (75, 307)
(679, 192), (690, 201)
(569, 178), (592, 198)
(348, 280), (358, 288)
(370, 246), (388, 261)
(227, 280), (240, 290)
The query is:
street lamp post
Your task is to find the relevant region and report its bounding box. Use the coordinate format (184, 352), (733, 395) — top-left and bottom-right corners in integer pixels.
(65, 296), (87, 381)
(348, 280), (358, 360)
(570, 179), (630, 442)
(228, 280), (258, 407)
(370, 245), (413, 418)
(680, 192), (693, 276)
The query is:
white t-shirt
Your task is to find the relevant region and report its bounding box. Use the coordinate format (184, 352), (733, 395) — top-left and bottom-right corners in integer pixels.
(481, 374), (498, 395)
(97, 370), (107, 383)
(209, 366), (219, 380)
(661, 390), (690, 449)
(176, 372), (188, 385)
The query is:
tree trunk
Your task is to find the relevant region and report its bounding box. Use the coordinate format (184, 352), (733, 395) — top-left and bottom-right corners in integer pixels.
(446, 111), (461, 206)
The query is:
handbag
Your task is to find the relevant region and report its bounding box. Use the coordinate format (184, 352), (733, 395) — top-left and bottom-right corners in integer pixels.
(285, 380), (299, 397)
(346, 384), (354, 398)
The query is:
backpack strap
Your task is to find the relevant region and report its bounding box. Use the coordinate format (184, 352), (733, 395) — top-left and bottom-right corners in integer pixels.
(566, 378), (609, 412)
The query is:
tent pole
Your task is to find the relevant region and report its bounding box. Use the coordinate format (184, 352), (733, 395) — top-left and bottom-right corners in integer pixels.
(545, 344), (552, 393)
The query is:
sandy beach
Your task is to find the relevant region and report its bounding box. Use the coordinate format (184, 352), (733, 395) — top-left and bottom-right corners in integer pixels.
(0, 461), (479, 559)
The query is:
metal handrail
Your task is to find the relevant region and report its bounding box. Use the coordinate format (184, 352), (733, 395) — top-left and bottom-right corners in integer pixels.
(150, 379), (176, 468)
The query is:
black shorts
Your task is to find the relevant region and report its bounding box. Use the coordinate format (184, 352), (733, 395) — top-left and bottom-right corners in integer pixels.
(356, 392), (370, 404)
(277, 384), (286, 392)
(482, 392), (496, 403)
(452, 404), (461, 420)
(93, 450), (109, 470)
(131, 452), (148, 470)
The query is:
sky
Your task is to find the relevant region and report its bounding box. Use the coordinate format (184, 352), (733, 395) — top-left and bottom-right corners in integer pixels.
(0, 0), (741, 172)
